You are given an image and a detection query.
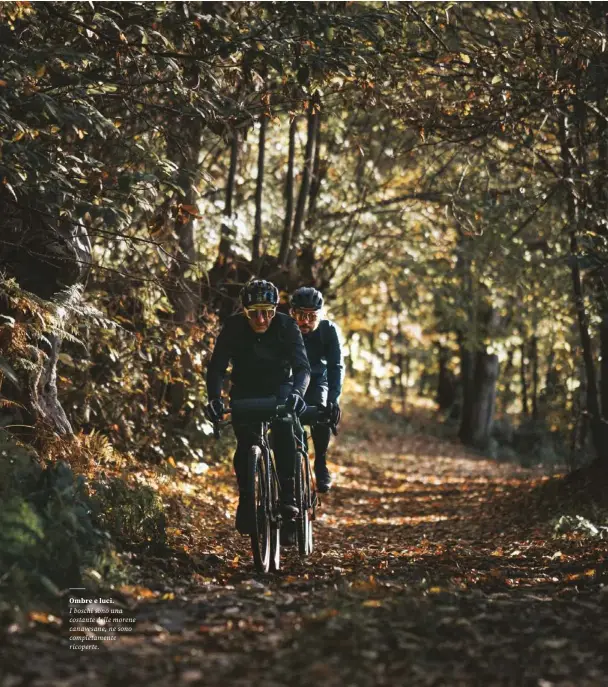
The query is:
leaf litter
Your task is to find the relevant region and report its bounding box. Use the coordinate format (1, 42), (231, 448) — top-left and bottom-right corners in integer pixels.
(2, 398), (608, 685)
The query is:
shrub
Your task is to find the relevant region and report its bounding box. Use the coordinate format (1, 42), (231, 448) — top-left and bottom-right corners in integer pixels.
(90, 476), (167, 553)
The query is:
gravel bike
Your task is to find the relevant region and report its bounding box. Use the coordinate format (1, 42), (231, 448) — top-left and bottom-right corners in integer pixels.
(213, 397), (294, 573)
(294, 405), (322, 557)
(212, 398), (334, 569)
(294, 405), (338, 557)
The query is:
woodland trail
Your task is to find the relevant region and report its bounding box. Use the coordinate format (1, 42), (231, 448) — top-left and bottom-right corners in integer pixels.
(2, 399), (608, 686)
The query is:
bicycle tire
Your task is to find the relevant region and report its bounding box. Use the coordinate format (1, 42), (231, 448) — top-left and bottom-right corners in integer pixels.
(247, 445), (271, 573)
(295, 451), (311, 557)
(269, 454), (281, 571)
(306, 453), (314, 554)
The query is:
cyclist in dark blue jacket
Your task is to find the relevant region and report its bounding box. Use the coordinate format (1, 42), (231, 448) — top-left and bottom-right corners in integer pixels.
(206, 279), (310, 534)
(290, 287), (344, 492)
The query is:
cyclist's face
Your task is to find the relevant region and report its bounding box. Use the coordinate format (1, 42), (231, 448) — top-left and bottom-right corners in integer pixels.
(244, 305), (276, 333)
(291, 308), (320, 334)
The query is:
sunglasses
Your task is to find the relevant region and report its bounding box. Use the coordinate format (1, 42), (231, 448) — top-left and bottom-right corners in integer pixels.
(292, 309), (319, 322)
(244, 305), (277, 320)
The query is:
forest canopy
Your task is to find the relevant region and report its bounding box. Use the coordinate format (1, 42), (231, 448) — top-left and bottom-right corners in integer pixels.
(2, 1), (606, 465)
(2, 1), (608, 661)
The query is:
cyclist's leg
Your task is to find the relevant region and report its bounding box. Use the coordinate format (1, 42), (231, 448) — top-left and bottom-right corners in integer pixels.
(271, 414), (299, 520)
(232, 420), (263, 534)
(307, 384), (333, 491)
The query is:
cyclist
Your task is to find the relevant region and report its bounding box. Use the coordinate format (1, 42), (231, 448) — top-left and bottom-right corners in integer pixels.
(205, 279), (310, 535)
(290, 286), (344, 492)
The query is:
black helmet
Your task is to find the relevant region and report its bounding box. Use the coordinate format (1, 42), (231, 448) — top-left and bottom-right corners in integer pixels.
(290, 286), (323, 310)
(240, 279), (279, 307)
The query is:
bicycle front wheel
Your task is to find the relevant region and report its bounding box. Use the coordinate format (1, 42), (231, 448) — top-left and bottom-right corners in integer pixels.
(269, 455), (281, 572)
(295, 452), (312, 557)
(247, 446), (271, 573)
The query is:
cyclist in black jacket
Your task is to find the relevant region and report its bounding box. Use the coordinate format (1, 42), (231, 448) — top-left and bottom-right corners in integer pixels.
(206, 279), (310, 535)
(290, 286), (344, 492)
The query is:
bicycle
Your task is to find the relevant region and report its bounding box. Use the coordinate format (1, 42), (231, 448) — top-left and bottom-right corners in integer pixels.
(294, 405), (338, 557)
(211, 398), (335, 570)
(212, 396), (290, 573)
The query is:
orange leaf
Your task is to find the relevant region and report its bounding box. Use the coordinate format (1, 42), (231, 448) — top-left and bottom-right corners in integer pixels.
(181, 204), (202, 218)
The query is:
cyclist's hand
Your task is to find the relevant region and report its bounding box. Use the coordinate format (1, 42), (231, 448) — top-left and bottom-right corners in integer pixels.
(286, 392), (306, 417)
(205, 398), (225, 424)
(327, 401), (341, 427)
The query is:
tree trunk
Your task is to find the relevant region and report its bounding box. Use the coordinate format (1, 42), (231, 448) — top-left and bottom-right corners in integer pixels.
(458, 341), (476, 444)
(288, 92), (319, 270)
(559, 105), (605, 462)
(530, 335), (539, 420)
(397, 353), (410, 415)
(595, 23), (608, 458)
(0, 218), (92, 437)
(366, 331), (375, 396)
(600, 305), (608, 430)
(501, 348), (514, 414)
(307, 107), (323, 226)
(164, 123), (204, 413)
(278, 116), (298, 268)
(520, 340), (529, 417)
(218, 131), (240, 260)
(456, 239), (476, 443)
(345, 332), (355, 376)
(252, 115), (267, 263)
(470, 352), (500, 448)
(436, 345), (456, 411)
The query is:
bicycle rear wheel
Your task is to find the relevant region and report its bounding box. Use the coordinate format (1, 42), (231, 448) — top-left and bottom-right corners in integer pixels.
(247, 446), (271, 573)
(295, 452), (312, 557)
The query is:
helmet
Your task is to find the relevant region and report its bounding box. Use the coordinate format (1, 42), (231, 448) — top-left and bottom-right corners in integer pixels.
(240, 279), (279, 308)
(290, 286), (323, 310)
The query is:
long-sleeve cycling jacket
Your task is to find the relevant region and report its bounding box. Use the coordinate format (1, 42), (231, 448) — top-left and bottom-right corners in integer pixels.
(302, 319), (344, 404)
(206, 312), (311, 401)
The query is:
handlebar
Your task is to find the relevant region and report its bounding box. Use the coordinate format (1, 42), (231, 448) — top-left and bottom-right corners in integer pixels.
(210, 396), (336, 437)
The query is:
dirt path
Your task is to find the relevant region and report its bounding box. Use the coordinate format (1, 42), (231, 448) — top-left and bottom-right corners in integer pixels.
(2, 404), (607, 686)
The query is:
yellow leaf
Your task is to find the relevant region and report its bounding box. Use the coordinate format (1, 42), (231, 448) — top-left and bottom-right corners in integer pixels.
(362, 599), (382, 607)
(428, 587), (443, 594)
(460, 52), (471, 64)
(167, 456), (176, 468)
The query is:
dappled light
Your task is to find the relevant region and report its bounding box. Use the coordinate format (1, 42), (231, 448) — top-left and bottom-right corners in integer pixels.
(1, 1), (608, 684)
(3, 393), (607, 684)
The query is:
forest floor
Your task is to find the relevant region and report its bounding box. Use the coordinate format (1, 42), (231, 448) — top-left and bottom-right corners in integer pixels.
(2, 394), (608, 686)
